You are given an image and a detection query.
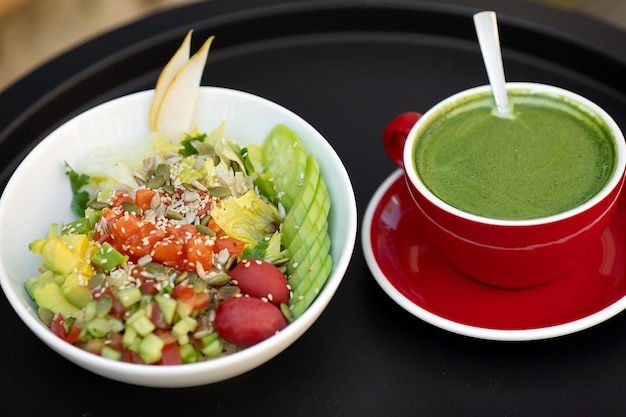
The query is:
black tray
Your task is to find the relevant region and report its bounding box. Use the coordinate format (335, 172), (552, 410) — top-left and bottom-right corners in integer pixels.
(2, 0), (626, 415)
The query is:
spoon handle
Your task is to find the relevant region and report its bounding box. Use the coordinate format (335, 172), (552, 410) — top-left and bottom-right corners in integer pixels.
(473, 11), (510, 115)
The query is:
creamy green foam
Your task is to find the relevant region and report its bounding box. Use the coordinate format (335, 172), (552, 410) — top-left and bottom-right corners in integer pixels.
(414, 90), (616, 220)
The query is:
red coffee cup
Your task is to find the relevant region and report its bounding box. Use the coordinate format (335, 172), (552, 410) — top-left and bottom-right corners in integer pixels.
(384, 83), (626, 289)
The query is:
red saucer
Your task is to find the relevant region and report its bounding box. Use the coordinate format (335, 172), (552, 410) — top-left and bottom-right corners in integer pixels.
(362, 170), (626, 340)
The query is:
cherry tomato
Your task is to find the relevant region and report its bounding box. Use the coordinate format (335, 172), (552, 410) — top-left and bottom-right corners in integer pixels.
(230, 258), (290, 305)
(214, 296), (287, 347)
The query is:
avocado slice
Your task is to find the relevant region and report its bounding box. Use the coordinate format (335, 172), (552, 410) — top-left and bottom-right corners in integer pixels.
(61, 272), (92, 308)
(24, 271), (80, 317)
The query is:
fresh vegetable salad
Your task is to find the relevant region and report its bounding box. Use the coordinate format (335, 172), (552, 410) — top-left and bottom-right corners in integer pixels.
(25, 123), (332, 365)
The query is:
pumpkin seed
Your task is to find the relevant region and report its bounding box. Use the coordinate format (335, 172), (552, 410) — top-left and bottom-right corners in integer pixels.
(156, 163), (170, 180)
(165, 211), (184, 220)
(196, 224), (215, 236)
(208, 186), (230, 198)
(144, 262), (166, 276)
(182, 182), (198, 192)
(175, 271), (189, 284)
(122, 202), (141, 215)
(88, 201), (110, 210)
(207, 273), (231, 287)
(146, 174), (166, 189)
(162, 184), (175, 195)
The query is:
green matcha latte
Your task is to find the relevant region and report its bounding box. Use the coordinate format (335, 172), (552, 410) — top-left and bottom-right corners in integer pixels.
(414, 89), (617, 220)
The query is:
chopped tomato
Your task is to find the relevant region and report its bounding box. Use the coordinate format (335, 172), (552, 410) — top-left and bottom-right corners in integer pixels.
(186, 235), (214, 271)
(109, 189), (134, 207)
(172, 284), (195, 302)
(125, 222), (166, 259)
(82, 339), (105, 356)
(207, 217), (223, 235)
(148, 301), (170, 330)
(214, 236), (245, 256)
(66, 320), (82, 344)
(139, 277), (159, 295)
(106, 332), (124, 351)
(167, 224), (197, 243)
(110, 213), (142, 242)
(192, 292), (210, 311)
(155, 329), (177, 345)
(135, 188), (158, 211)
(108, 295), (128, 320)
(50, 314), (68, 340)
(159, 342), (182, 365)
(123, 349), (145, 364)
(152, 240), (185, 268)
(172, 284), (209, 311)
(92, 207), (120, 242)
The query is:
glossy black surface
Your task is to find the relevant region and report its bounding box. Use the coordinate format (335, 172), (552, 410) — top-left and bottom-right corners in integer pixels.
(2, 0), (626, 415)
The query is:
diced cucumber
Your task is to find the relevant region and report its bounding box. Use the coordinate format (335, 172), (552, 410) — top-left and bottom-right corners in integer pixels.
(101, 345), (122, 361)
(122, 325), (138, 348)
(84, 317), (112, 338)
(138, 333), (164, 364)
(83, 299), (97, 322)
(262, 124), (308, 212)
(127, 309), (156, 336)
(179, 344), (201, 363)
(130, 314), (156, 337)
(108, 317), (125, 333)
(116, 287), (142, 308)
(176, 298), (193, 318)
(96, 296), (113, 317)
(200, 333), (223, 357)
(172, 316), (198, 345)
(155, 294), (177, 325)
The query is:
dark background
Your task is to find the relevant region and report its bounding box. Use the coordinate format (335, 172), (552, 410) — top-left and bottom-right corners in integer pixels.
(1, 0), (626, 415)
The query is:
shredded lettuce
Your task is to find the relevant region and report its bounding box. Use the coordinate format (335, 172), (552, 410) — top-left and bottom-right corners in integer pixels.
(211, 190), (281, 245)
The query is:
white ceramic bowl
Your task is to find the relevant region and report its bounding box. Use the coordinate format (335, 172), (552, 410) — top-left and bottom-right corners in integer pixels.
(0, 87), (357, 387)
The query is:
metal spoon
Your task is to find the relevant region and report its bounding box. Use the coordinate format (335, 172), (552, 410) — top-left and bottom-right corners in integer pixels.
(473, 11), (511, 116)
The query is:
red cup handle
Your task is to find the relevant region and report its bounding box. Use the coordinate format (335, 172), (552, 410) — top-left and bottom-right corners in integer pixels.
(383, 111), (422, 168)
